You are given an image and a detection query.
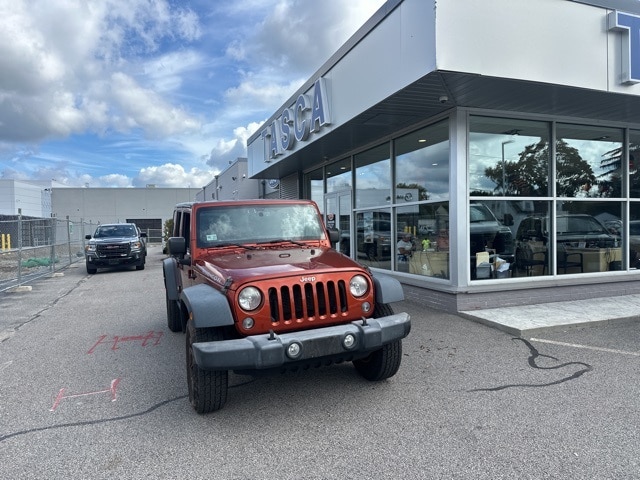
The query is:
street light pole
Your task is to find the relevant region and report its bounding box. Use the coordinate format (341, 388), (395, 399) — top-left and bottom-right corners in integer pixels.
(501, 139), (515, 195)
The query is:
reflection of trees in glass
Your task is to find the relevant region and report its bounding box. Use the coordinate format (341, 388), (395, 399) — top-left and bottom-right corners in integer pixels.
(599, 144), (640, 197)
(482, 139), (595, 197)
(483, 139), (549, 196)
(632, 147), (640, 197)
(556, 139), (596, 197)
(597, 146), (622, 197)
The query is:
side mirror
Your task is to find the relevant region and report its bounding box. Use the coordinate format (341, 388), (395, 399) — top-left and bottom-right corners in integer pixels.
(85, 234), (92, 240)
(503, 213), (514, 226)
(328, 228), (340, 243)
(140, 232), (147, 238)
(167, 236), (187, 256)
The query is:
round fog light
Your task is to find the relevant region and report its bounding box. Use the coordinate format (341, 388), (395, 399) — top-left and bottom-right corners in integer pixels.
(286, 342), (302, 359)
(242, 317), (255, 330)
(361, 302), (371, 313)
(343, 333), (356, 349)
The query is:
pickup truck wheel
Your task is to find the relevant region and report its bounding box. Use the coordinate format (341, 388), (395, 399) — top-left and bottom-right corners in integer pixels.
(86, 263), (97, 275)
(353, 303), (403, 381)
(186, 321), (228, 413)
(166, 295), (182, 332)
(135, 256), (145, 270)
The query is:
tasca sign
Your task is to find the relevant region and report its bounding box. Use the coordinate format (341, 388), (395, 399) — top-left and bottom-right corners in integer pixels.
(260, 78), (331, 162)
(608, 10), (640, 83)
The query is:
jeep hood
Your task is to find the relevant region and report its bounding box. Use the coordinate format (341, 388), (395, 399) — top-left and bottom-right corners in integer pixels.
(195, 246), (362, 286)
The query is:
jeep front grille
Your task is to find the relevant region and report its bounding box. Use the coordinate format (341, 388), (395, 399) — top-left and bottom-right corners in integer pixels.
(268, 280), (348, 322)
(96, 243), (130, 258)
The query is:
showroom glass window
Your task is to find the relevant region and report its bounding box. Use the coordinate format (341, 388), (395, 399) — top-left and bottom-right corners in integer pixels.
(305, 168), (324, 213)
(326, 157), (352, 194)
(354, 143), (391, 269)
(354, 144), (391, 208)
(556, 125), (623, 274)
(469, 117), (550, 280)
(394, 121), (450, 278)
(556, 124), (622, 199)
(629, 130), (640, 199)
(630, 130), (640, 269)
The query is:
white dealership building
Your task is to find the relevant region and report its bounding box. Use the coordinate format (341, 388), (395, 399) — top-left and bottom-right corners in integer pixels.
(246, 0), (640, 312)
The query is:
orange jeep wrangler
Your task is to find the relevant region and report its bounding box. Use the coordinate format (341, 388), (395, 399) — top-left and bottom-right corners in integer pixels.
(163, 199), (411, 413)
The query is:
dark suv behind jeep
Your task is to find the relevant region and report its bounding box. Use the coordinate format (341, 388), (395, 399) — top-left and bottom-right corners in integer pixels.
(84, 223), (147, 274)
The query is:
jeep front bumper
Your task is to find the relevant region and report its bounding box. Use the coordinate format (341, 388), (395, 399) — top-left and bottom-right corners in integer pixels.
(192, 312), (410, 371)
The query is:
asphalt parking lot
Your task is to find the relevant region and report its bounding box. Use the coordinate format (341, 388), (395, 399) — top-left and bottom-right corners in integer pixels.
(0, 246), (638, 479)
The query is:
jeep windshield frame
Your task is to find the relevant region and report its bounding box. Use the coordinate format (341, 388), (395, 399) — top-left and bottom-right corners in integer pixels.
(195, 204), (326, 248)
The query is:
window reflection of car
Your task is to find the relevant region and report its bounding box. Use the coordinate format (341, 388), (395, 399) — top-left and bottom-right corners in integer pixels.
(356, 220), (393, 260)
(515, 214), (619, 271)
(469, 203), (514, 258)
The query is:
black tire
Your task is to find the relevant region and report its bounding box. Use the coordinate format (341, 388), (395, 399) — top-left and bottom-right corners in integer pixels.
(86, 263), (97, 275)
(135, 255), (145, 270)
(186, 321), (228, 414)
(166, 294), (182, 332)
(353, 303), (403, 381)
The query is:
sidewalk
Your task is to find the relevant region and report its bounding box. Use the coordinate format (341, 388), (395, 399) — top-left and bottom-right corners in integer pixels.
(460, 294), (640, 336)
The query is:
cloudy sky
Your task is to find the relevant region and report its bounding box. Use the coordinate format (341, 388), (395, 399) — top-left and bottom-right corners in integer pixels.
(0, 0), (386, 188)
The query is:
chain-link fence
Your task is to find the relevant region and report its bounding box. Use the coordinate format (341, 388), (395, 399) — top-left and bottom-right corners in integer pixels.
(0, 215), (98, 292)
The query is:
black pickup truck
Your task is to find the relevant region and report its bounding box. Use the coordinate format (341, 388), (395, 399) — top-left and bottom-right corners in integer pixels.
(84, 223), (147, 274)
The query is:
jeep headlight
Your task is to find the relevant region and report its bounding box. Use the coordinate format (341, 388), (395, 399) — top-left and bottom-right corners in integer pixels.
(85, 244), (96, 253)
(349, 275), (369, 297)
(239, 286), (262, 311)
(131, 241), (142, 250)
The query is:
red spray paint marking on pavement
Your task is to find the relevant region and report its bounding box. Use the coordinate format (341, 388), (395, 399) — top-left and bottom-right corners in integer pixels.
(87, 330), (163, 354)
(50, 378), (120, 412)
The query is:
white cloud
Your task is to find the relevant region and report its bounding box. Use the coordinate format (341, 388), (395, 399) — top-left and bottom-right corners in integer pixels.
(0, 0), (202, 143)
(0, 0), (385, 187)
(109, 72), (201, 137)
(135, 163), (215, 188)
(98, 173), (133, 188)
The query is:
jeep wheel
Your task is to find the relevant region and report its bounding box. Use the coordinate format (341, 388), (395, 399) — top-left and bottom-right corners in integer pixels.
(186, 321), (228, 413)
(166, 294), (182, 332)
(353, 303), (403, 381)
(86, 262), (97, 275)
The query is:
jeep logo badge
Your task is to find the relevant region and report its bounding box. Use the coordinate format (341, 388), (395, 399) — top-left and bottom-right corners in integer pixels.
(300, 276), (316, 282)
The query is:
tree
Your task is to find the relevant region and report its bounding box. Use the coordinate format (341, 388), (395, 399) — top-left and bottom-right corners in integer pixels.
(483, 139), (595, 197)
(163, 218), (174, 253)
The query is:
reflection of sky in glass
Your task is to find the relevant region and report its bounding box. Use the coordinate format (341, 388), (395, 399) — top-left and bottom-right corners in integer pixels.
(469, 134), (537, 193)
(558, 124), (622, 198)
(356, 160), (390, 189)
(356, 160), (391, 208)
(395, 121), (449, 202)
(560, 139), (620, 174)
(327, 170), (351, 193)
(396, 141), (449, 201)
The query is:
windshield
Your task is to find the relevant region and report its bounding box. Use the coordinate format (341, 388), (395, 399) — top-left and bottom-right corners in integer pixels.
(469, 204), (496, 223)
(557, 216), (607, 234)
(196, 204), (325, 247)
(94, 225), (136, 237)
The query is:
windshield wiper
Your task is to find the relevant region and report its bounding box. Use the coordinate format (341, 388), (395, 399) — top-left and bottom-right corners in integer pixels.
(207, 242), (257, 250)
(256, 239), (306, 247)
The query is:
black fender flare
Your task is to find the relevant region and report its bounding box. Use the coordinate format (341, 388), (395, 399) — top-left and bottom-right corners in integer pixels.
(181, 284), (235, 329)
(162, 257), (181, 301)
(372, 272), (405, 304)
